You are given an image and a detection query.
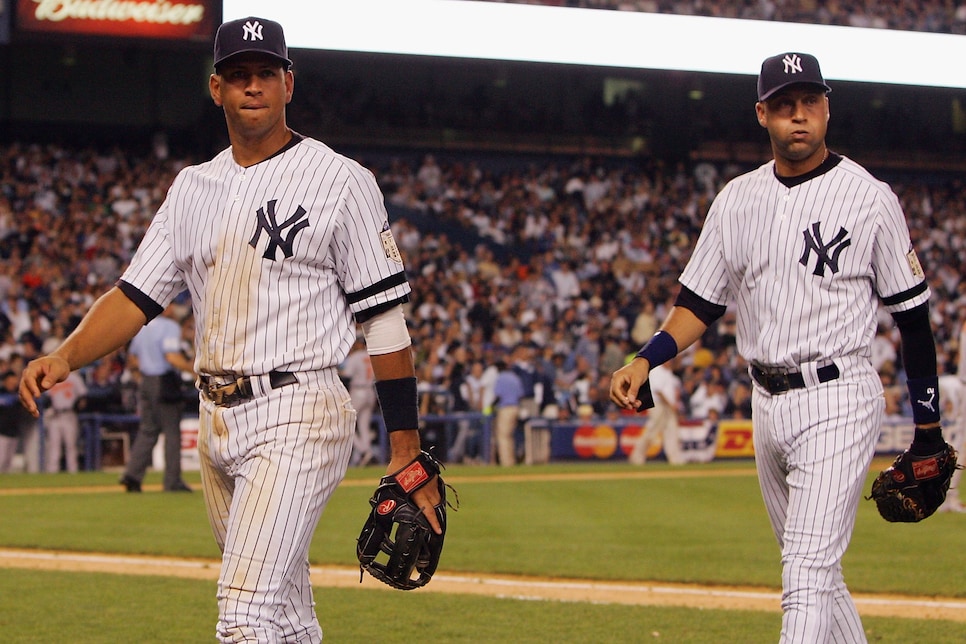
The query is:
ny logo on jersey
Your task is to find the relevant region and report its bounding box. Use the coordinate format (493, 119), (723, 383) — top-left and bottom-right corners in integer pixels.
(782, 54), (803, 75)
(800, 222), (851, 277)
(242, 20), (264, 42)
(249, 199), (310, 261)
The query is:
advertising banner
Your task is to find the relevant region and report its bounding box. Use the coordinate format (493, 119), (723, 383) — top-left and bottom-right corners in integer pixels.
(16, 0), (218, 40)
(544, 416), (914, 463)
(152, 416), (200, 471)
(550, 418), (720, 463)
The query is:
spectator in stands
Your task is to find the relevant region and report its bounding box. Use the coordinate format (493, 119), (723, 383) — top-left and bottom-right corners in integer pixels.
(688, 367), (729, 419)
(450, 359), (486, 464)
(0, 370), (27, 473)
(2, 286), (31, 343)
(723, 379), (753, 419)
(416, 154), (444, 197)
(80, 355), (126, 414)
(2, 138), (965, 465)
(475, 0), (966, 34)
(879, 363), (906, 418)
(550, 260), (581, 308)
(871, 320), (898, 372)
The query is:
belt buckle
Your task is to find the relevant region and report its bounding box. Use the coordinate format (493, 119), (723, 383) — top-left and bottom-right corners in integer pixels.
(204, 379), (243, 407)
(765, 372), (790, 394)
(204, 382), (227, 406)
(754, 365), (790, 395)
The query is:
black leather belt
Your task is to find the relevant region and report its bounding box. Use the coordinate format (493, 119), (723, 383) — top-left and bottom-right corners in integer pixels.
(200, 370), (298, 407)
(750, 362), (839, 395)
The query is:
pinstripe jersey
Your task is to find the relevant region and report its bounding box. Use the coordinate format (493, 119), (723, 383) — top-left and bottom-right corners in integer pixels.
(679, 153), (930, 368)
(120, 134), (409, 377)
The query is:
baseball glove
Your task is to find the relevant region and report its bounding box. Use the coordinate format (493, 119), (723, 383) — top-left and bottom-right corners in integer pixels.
(868, 442), (959, 522)
(357, 450), (453, 590)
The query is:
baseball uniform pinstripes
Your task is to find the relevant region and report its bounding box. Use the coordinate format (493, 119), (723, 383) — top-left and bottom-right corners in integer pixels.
(753, 369), (882, 642)
(199, 385), (353, 641)
(121, 137), (409, 378)
(676, 151), (927, 643)
(680, 155), (929, 368)
(121, 132), (406, 641)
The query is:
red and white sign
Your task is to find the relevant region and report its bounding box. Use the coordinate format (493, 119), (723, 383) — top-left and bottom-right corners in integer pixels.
(17, 0), (218, 40)
(572, 424), (618, 459)
(152, 416), (200, 471)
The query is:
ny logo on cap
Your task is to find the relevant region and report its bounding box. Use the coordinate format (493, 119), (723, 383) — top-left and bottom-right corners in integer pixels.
(242, 20), (264, 42)
(782, 54), (803, 75)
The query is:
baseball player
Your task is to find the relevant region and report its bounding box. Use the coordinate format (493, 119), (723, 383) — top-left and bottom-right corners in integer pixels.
(19, 16), (440, 643)
(610, 52), (948, 643)
(42, 370), (87, 473)
(937, 316), (966, 512)
(627, 363), (683, 465)
(339, 335), (377, 466)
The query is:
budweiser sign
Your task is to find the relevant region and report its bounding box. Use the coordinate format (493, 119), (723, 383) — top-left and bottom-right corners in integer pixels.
(17, 0), (218, 39)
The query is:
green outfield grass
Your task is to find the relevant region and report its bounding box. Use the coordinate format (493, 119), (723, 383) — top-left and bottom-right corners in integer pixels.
(1, 460), (964, 642)
(1, 568), (964, 644)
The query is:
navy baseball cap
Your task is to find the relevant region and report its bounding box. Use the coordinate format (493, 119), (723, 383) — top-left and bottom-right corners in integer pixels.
(213, 17), (293, 70)
(757, 52), (831, 101)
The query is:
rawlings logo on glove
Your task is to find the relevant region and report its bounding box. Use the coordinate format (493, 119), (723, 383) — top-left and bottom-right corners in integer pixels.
(868, 442), (959, 523)
(357, 451), (456, 590)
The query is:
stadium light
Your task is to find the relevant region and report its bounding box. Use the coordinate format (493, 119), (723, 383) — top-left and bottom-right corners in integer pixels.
(223, 0), (966, 89)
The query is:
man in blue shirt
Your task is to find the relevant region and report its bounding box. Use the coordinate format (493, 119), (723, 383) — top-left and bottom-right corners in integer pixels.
(492, 348), (526, 466)
(120, 304), (194, 492)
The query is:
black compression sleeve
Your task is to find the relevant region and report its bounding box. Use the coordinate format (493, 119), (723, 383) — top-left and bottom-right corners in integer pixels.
(892, 302), (937, 379)
(674, 286), (727, 327)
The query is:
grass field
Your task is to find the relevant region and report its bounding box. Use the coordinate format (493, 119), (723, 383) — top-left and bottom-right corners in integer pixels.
(1, 459), (964, 642)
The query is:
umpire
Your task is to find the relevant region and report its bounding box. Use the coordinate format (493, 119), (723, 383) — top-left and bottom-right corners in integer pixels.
(120, 303), (194, 492)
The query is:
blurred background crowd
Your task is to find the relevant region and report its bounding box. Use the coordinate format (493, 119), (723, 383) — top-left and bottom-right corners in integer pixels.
(0, 142), (962, 470)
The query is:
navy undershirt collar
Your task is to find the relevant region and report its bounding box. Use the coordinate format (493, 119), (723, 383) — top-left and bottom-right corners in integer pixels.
(774, 151), (842, 188)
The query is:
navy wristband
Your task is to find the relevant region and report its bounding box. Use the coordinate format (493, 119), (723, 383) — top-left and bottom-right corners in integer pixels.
(376, 377), (420, 432)
(907, 375), (941, 426)
(635, 330), (678, 368)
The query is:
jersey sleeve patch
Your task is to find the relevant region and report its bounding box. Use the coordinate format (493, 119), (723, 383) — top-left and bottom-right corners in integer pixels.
(906, 248), (924, 279)
(381, 224), (403, 264)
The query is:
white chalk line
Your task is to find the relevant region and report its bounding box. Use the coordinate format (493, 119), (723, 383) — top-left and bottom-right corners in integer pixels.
(2, 548), (964, 613)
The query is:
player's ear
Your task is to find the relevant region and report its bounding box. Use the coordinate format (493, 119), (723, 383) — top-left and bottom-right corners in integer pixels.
(285, 69), (294, 104)
(755, 102), (767, 128)
(209, 74), (223, 107)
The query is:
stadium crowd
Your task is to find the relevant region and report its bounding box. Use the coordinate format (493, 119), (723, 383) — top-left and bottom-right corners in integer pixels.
(477, 0), (966, 34)
(0, 142), (963, 470)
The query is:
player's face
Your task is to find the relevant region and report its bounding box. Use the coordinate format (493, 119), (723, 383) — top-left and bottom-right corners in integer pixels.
(210, 54), (294, 140)
(756, 86), (829, 171)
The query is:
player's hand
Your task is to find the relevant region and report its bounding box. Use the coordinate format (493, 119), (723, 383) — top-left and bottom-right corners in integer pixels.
(384, 457), (443, 534)
(610, 358), (651, 411)
(386, 434), (443, 534)
(410, 477), (443, 534)
(19, 355), (71, 417)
